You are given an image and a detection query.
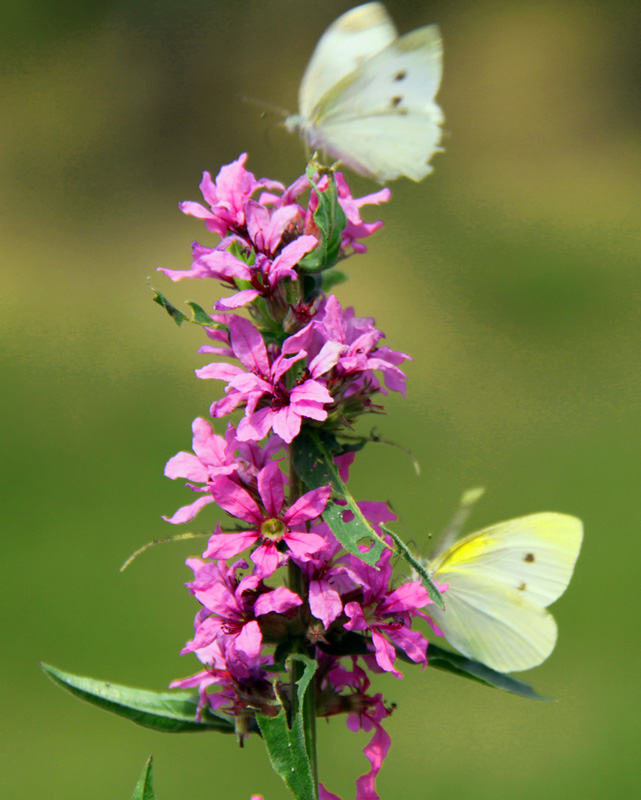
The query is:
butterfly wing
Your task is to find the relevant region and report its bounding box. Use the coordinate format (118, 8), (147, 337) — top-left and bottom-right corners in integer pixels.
(427, 574), (558, 673)
(307, 25), (443, 181)
(298, 3), (397, 121)
(428, 513), (583, 672)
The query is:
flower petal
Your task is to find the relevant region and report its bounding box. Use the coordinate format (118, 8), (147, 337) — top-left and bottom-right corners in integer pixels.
(285, 484), (331, 525)
(254, 586), (302, 616)
(235, 620), (262, 660)
(271, 406), (302, 443)
(210, 476), (262, 523)
(371, 629), (402, 678)
(309, 579), (343, 628)
(229, 315), (270, 376)
(237, 407), (274, 442)
(250, 542), (282, 577)
(163, 494), (213, 524)
(214, 289), (261, 310)
(203, 530), (257, 559)
(257, 461), (285, 518)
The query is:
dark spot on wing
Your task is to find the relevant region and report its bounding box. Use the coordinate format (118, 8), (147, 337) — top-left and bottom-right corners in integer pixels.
(394, 70), (407, 81)
(518, 582), (527, 591)
(391, 96), (403, 108)
(524, 553), (535, 563)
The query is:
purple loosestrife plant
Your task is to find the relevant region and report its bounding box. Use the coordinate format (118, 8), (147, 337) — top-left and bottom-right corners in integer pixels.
(40, 8), (583, 800)
(41, 149), (582, 800)
(161, 156), (436, 798)
(149, 153), (579, 799)
(41, 148), (583, 800)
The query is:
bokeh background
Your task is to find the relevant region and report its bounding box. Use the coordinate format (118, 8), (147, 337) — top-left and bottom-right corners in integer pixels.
(2, 0), (640, 797)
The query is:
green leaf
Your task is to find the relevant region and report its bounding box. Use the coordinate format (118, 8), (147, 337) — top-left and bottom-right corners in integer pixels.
(425, 644), (549, 700)
(41, 663), (236, 733)
(152, 289), (187, 326)
(298, 166), (347, 273)
(256, 655), (318, 800)
(381, 524), (444, 608)
(131, 756), (155, 800)
(185, 301), (215, 326)
(321, 268), (348, 293)
(292, 428), (342, 492)
(292, 428), (388, 567)
(151, 286), (226, 330)
(322, 502), (386, 567)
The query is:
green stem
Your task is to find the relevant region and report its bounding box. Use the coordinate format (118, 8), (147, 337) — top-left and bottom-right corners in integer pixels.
(287, 454), (319, 799)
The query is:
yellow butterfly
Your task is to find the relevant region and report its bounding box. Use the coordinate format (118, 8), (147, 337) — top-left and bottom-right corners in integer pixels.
(285, 2), (443, 182)
(425, 513), (583, 673)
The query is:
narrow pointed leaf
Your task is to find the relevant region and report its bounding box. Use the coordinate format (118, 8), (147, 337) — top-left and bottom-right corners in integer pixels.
(151, 288), (225, 329)
(41, 663), (235, 733)
(425, 644), (548, 700)
(256, 655), (317, 800)
(152, 289), (187, 326)
(131, 756), (155, 800)
(185, 301), (216, 326)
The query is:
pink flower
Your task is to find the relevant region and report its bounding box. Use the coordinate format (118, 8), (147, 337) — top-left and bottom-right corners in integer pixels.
(157, 237), (242, 282)
(171, 640), (276, 725)
(351, 693), (392, 800)
(245, 200), (302, 255)
(162, 417), (238, 524)
(339, 512), (432, 678)
(213, 235), (318, 311)
(181, 557), (302, 662)
(161, 157), (391, 287)
(321, 660), (394, 800)
(283, 169), (391, 256)
(283, 295), (411, 399)
(204, 462), (331, 576)
(196, 315), (334, 443)
(298, 522), (349, 630)
(179, 154), (283, 238)
(162, 419), (285, 525)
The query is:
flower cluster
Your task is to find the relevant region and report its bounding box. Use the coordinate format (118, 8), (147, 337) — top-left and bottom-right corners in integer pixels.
(162, 155), (436, 800)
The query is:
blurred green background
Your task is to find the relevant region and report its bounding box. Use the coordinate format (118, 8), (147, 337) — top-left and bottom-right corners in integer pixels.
(2, 0), (640, 797)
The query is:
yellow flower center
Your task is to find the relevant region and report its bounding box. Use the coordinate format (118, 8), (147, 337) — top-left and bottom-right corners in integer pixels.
(260, 518), (286, 541)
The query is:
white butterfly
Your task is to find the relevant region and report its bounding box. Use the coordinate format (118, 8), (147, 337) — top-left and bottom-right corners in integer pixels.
(285, 2), (444, 182)
(425, 513), (583, 673)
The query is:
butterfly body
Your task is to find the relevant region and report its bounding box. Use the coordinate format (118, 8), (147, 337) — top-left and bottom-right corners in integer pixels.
(426, 513), (583, 673)
(285, 2), (444, 182)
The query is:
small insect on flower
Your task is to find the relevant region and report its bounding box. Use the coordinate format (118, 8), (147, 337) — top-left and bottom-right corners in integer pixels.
(284, 2), (444, 182)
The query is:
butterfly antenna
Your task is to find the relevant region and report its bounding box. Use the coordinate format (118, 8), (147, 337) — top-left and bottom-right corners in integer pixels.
(430, 487), (486, 558)
(238, 93), (290, 120)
